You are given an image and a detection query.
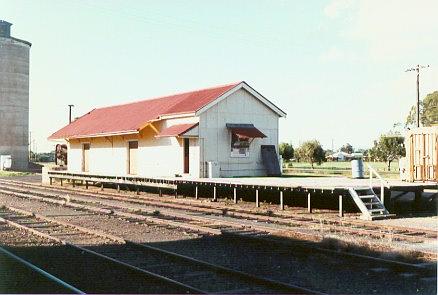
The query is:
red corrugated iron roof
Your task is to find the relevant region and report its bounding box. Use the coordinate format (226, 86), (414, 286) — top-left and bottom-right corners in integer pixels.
(49, 82), (239, 139)
(156, 123), (198, 138)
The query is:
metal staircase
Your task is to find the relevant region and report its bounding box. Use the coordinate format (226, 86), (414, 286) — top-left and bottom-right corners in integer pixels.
(348, 164), (394, 220)
(348, 187), (393, 220)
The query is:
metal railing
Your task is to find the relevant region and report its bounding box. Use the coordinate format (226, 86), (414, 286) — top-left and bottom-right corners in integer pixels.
(367, 164), (391, 205)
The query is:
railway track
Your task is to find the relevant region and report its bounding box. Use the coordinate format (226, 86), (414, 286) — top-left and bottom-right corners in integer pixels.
(0, 205), (320, 294)
(0, 179), (436, 272)
(0, 178), (436, 246)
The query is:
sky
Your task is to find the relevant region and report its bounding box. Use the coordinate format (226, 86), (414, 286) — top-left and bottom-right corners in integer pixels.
(1, 0), (437, 153)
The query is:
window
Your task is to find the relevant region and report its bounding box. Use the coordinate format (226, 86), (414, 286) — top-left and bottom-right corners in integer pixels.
(231, 133), (250, 157)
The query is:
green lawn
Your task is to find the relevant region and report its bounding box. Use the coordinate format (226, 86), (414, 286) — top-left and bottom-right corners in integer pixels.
(0, 170), (31, 177)
(284, 161), (399, 172)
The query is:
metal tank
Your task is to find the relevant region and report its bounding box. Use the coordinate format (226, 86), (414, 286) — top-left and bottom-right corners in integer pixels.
(0, 20), (31, 170)
(351, 158), (364, 179)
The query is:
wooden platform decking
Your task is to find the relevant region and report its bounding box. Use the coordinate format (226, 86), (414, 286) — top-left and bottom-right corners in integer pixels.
(46, 170), (437, 193)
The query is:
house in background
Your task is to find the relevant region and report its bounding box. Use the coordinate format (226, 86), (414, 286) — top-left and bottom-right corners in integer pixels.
(49, 82), (286, 178)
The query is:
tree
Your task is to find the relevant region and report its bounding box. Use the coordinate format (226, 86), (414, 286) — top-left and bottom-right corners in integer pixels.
(369, 135), (405, 171)
(295, 140), (325, 168)
(406, 91), (438, 127)
(279, 142), (294, 161)
(340, 143), (353, 154)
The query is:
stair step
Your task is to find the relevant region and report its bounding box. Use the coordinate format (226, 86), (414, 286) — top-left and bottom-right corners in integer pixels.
(354, 187), (370, 191)
(359, 194), (376, 199)
(364, 201), (381, 206)
(369, 209), (385, 213)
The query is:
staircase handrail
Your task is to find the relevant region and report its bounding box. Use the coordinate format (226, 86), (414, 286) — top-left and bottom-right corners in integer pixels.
(367, 164), (390, 206)
(367, 164), (391, 188)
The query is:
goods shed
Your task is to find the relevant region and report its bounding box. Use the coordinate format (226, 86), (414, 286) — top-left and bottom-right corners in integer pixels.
(49, 82), (286, 178)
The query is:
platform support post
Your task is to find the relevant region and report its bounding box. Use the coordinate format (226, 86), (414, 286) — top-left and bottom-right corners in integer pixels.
(414, 189), (422, 211)
(60, 179), (63, 186)
(338, 194), (343, 217)
(136, 186), (140, 195)
(101, 183), (104, 191)
(49, 177), (52, 185)
(380, 184), (385, 206)
(255, 189), (259, 208)
(233, 187), (237, 204)
(212, 186), (217, 202)
(117, 184), (120, 193)
(72, 179), (75, 187)
(174, 189), (178, 198)
(85, 181), (88, 189)
(280, 190), (284, 210)
(195, 186), (199, 200)
(159, 188), (162, 197)
(307, 192), (312, 213)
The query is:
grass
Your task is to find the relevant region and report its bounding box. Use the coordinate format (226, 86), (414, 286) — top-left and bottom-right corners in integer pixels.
(0, 170), (32, 177)
(285, 161), (400, 172)
(282, 161), (400, 179)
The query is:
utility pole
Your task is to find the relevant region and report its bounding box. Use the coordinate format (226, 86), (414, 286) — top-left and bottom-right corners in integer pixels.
(406, 64), (430, 127)
(68, 104), (74, 124)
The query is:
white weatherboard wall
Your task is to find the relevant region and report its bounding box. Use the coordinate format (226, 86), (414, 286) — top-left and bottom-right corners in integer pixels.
(199, 88), (280, 177)
(66, 116), (201, 177)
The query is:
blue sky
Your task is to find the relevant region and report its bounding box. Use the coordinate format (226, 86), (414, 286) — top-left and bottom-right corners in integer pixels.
(1, 0), (437, 152)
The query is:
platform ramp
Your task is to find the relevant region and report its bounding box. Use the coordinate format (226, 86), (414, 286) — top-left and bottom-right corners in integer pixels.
(348, 187), (394, 220)
(261, 145), (281, 177)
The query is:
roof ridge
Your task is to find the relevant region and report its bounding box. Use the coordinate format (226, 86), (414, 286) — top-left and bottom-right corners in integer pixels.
(96, 81), (242, 111)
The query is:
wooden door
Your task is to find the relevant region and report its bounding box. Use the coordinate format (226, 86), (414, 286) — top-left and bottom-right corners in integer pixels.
(129, 141), (138, 175)
(183, 138), (189, 174)
(82, 143), (90, 172)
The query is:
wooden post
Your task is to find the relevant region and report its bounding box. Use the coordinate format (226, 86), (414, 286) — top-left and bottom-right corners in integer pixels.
(307, 192), (312, 213)
(212, 186), (217, 202)
(85, 181), (88, 189)
(49, 177), (52, 185)
(174, 189), (178, 198)
(255, 189), (259, 208)
(72, 179), (75, 187)
(195, 186), (199, 200)
(117, 184), (120, 193)
(233, 187), (237, 204)
(338, 194), (343, 217)
(280, 190), (284, 210)
(136, 186), (140, 195)
(101, 183), (104, 191)
(159, 188), (162, 197)
(60, 179), (63, 186)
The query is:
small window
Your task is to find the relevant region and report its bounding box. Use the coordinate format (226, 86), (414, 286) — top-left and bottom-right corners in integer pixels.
(231, 133), (250, 157)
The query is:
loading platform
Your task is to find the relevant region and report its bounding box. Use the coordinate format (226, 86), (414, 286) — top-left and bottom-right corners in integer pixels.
(45, 170), (437, 220)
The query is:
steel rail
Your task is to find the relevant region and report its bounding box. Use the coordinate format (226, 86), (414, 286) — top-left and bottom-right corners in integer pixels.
(0, 245), (84, 294)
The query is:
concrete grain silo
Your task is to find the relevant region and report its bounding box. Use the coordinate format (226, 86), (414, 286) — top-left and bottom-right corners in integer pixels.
(0, 20), (31, 170)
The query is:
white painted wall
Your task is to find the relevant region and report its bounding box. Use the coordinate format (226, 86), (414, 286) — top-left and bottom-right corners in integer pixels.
(199, 88), (280, 177)
(66, 116), (201, 177)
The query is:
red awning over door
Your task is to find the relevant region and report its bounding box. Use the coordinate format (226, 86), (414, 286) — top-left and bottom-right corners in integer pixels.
(156, 123), (198, 137)
(226, 123), (266, 138)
